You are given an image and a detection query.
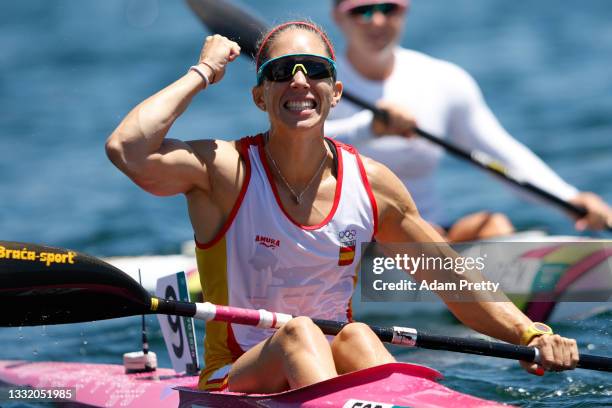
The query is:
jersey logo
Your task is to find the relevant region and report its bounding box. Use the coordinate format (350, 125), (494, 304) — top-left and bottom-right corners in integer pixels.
(255, 234), (280, 249)
(338, 229), (356, 266)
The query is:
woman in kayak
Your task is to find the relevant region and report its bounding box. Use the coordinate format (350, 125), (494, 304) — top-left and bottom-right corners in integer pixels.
(326, 0), (612, 241)
(106, 20), (579, 393)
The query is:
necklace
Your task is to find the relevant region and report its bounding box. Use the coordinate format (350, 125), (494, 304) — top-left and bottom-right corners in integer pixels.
(264, 136), (328, 204)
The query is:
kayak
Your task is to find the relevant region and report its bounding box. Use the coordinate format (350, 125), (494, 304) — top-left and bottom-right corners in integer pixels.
(105, 233), (612, 322)
(0, 360), (511, 407)
(0, 360), (197, 407)
(176, 362), (511, 407)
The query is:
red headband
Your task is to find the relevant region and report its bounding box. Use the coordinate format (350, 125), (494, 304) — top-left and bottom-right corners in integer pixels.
(255, 21), (336, 71)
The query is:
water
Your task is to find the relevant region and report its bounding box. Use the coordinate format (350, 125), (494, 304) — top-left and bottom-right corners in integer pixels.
(0, 1), (611, 406)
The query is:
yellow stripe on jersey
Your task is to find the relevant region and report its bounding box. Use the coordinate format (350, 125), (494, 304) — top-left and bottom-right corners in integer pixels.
(196, 238), (235, 389)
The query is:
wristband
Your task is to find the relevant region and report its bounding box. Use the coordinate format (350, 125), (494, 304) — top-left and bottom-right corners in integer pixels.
(189, 65), (210, 89)
(520, 322), (553, 345)
(199, 61), (217, 83)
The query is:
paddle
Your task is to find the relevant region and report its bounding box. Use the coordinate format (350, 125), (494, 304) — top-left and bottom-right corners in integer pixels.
(184, 0), (611, 229)
(1, 240), (610, 372)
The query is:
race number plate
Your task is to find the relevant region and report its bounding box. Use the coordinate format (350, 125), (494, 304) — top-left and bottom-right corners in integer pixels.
(156, 271), (199, 375)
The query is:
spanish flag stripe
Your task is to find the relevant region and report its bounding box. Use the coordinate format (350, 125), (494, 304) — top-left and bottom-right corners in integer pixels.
(339, 252), (355, 261)
(338, 258), (354, 266)
(340, 245), (356, 253)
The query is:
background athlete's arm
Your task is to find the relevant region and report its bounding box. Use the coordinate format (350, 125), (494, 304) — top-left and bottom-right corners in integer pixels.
(446, 66), (579, 200)
(326, 104), (376, 144)
(445, 66), (611, 229)
(105, 35), (240, 196)
(366, 157), (578, 372)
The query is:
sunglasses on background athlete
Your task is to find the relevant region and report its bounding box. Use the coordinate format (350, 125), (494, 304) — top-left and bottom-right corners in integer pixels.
(346, 3), (405, 22)
(256, 53), (337, 85)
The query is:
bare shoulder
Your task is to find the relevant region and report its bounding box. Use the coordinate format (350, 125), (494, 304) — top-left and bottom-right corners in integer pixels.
(186, 138), (242, 168)
(186, 138), (248, 198)
(360, 154), (418, 215)
(184, 138), (249, 236)
(360, 154), (440, 242)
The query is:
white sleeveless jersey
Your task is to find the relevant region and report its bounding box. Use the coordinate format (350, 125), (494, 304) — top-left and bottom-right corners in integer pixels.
(195, 134), (377, 375)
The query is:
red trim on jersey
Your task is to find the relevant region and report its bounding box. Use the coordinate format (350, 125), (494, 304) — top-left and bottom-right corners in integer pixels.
(346, 299), (353, 322)
(205, 377), (226, 385)
(195, 135), (257, 249)
(257, 136), (343, 231)
(346, 266), (359, 322)
(227, 324), (245, 360)
(348, 142), (379, 238)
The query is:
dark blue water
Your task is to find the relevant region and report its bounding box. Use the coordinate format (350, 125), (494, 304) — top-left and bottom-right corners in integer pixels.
(1, 1), (611, 406)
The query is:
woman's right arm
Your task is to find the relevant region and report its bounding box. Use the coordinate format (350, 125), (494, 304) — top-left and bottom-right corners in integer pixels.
(105, 35), (240, 196)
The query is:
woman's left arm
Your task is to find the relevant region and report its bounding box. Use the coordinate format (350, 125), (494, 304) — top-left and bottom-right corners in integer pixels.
(367, 157), (579, 373)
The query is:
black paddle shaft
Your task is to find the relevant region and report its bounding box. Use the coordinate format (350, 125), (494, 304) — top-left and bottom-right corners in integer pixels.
(313, 318), (541, 363)
(415, 332), (611, 372)
(312, 318), (611, 372)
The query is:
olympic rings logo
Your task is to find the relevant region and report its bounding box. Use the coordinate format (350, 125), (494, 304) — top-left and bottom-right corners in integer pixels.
(338, 229), (356, 240)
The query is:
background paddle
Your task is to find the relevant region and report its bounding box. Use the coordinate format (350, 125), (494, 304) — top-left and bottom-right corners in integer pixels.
(185, 0), (609, 228)
(1, 240), (610, 372)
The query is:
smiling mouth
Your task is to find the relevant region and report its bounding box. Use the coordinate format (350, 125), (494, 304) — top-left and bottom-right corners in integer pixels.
(284, 100), (317, 111)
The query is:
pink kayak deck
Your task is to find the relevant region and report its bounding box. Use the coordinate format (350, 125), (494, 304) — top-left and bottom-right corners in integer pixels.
(0, 360), (198, 407)
(177, 362), (512, 408)
(0, 360), (511, 407)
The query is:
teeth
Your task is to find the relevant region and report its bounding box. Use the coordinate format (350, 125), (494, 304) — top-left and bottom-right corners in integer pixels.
(285, 100), (315, 111)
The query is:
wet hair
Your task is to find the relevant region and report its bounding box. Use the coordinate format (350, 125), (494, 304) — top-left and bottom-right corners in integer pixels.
(254, 20), (336, 73)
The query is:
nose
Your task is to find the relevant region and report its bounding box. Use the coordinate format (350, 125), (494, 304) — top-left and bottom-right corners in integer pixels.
(370, 11), (386, 26)
(290, 69), (310, 88)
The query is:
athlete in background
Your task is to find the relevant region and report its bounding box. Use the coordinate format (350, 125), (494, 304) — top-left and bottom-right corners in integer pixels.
(327, 0), (611, 241)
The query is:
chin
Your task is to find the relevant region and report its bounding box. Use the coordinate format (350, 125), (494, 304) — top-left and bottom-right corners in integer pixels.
(286, 120), (323, 134)
(280, 114), (323, 131)
(289, 121), (318, 130)
(364, 38), (394, 53)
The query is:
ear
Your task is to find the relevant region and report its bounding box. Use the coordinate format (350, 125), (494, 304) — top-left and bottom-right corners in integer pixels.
(252, 86), (266, 111)
(331, 80), (343, 108)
